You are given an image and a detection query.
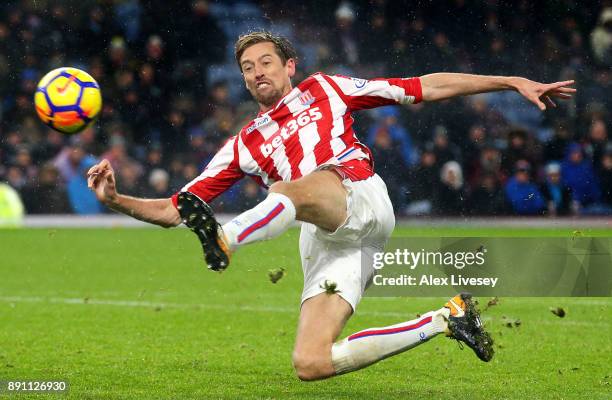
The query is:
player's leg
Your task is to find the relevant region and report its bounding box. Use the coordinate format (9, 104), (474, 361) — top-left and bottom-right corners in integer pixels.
(221, 169), (347, 247)
(292, 292), (352, 381)
(292, 293), (451, 381)
(292, 175), (493, 381)
(268, 169), (348, 231)
(330, 293), (498, 377)
(293, 237), (450, 381)
(294, 292), (493, 381)
(177, 169), (347, 270)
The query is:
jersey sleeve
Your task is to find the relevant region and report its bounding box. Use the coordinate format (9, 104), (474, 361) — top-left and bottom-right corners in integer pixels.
(323, 74), (422, 111)
(171, 135), (244, 207)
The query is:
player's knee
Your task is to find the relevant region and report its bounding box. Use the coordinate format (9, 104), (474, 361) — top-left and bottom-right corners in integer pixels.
(269, 181), (290, 197)
(292, 351), (328, 381)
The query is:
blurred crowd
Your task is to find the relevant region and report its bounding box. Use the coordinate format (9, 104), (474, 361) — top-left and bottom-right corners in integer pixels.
(0, 0), (611, 217)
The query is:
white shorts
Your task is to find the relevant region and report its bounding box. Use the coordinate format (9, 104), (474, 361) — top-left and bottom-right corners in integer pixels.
(299, 173), (395, 311)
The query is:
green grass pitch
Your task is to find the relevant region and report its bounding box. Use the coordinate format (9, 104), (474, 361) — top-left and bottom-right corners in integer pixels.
(0, 226), (610, 399)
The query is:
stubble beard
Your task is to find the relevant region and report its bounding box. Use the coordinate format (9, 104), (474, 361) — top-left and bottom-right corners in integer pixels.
(251, 86), (284, 109)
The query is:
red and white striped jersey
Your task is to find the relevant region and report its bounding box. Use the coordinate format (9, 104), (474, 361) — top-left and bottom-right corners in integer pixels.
(172, 73), (422, 206)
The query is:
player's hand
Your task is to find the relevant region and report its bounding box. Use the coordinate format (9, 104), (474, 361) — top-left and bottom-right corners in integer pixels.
(87, 159), (118, 205)
(512, 78), (576, 111)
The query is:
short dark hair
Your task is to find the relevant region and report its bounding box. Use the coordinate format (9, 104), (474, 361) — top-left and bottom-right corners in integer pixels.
(234, 31), (297, 70)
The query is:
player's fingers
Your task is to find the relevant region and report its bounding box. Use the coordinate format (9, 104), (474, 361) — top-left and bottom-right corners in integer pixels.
(87, 164), (99, 176)
(546, 88), (576, 97)
(102, 169), (114, 182)
(88, 175), (99, 190)
(99, 159), (112, 170)
(530, 95), (546, 111)
(89, 170), (103, 187)
(544, 95), (556, 108)
(551, 92), (572, 99)
(554, 86), (577, 93)
(548, 80), (574, 89)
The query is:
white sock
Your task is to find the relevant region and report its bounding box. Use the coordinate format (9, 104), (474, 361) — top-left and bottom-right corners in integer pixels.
(331, 308), (450, 375)
(222, 192), (296, 250)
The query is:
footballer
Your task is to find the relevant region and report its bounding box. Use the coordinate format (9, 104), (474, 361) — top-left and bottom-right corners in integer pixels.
(87, 32), (575, 380)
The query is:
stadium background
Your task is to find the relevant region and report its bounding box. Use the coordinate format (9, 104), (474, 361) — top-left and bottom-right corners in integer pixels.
(0, 0), (611, 218)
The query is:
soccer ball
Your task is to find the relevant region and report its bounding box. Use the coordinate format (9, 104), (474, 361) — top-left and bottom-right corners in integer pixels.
(34, 67), (102, 134)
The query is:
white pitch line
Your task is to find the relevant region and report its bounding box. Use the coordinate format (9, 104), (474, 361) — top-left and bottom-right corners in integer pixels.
(0, 296), (295, 314)
(0, 296), (609, 327)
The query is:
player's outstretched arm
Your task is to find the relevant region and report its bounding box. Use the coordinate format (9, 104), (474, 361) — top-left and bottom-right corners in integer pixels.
(419, 73), (576, 110)
(87, 159), (181, 228)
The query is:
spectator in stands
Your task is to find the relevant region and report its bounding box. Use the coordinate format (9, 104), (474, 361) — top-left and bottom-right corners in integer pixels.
(543, 120), (572, 162)
(143, 168), (172, 198)
(432, 126), (461, 168)
(599, 145), (612, 209)
(468, 173), (507, 216)
(406, 145), (438, 215)
(167, 157), (186, 191)
(21, 163), (71, 214)
(561, 143), (601, 211)
(117, 163), (143, 199)
(176, 0), (226, 66)
(185, 126), (211, 167)
(586, 118), (608, 170)
(1, 130), (23, 166)
(13, 146), (38, 185)
(33, 130), (65, 163)
(434, 161), (465, 216)
(370, 125), (408, 210)
(472, 145), (504, 186)
(330, 2), (360, 68)
(501, 128), (536, 176)
(426, 31), (457, 73)
(143, 144), (165, 172)
(367, 106), (416, 167)
(361, 8), (391, 66)
(0, 148), (6, 181)
(50, 140), (102, 214)
(66, 156), (103, 215)
(540, 162), (575, 216)
(590, 8), (612, 67)
(462, 124), (487, 185)
(100, 134), (142, 178)
(504, 160), (546, 215)
(180, 162), (200, 189)
(80, 5), (115, 58)
(144, 35), (170, 77)
(6, 166), (27, 191)
(53, 139), (98, 183)
(202, 80), (233, 119)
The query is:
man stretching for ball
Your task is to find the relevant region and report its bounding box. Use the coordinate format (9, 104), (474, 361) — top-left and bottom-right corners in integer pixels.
(88, 32), (575, 380)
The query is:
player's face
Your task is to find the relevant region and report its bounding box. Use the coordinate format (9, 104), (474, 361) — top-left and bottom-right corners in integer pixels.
(240, 42), (295, 111)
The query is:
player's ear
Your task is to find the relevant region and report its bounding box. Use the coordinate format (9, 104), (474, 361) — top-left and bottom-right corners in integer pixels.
(286, 58), (296, 78)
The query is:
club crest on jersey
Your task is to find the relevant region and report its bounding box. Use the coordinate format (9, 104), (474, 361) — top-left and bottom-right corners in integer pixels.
(246, 115), (271, 134)
(351, 77), (367, 88)
(298, 90), (316, 106)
